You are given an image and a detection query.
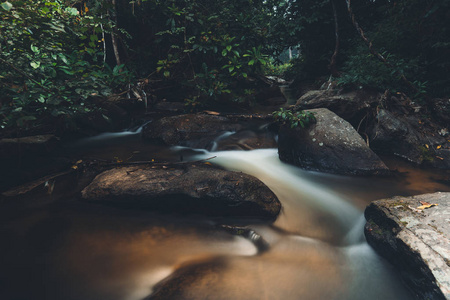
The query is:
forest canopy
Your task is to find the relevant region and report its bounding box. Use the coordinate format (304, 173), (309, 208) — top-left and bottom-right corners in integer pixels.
(1, 0), (449, 132)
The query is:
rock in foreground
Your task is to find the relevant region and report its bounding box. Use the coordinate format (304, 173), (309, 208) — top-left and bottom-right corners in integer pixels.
(81, 164), (281, 220)
(365, 192), (450, 300)
(278, 108), (389, 176)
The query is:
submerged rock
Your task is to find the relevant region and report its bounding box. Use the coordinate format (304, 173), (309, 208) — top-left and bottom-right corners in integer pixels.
(81, 164), (281, 220)
(143, 113), (243, 149)
(278, 108), (389, 176)
(365, 192), (450, 300)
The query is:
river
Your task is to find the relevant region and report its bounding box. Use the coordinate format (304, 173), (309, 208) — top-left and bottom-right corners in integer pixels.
(1, 128), (449, 300)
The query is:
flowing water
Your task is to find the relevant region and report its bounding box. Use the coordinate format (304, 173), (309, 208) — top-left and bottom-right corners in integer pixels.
(1, 128), (450, 300)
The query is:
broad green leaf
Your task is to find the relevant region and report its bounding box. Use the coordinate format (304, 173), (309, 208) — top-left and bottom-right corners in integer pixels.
(30, 61), (41, 69)
(1, 1), (12, 11)
(30, 45), (40, 54)
(65, 7), (78, 16)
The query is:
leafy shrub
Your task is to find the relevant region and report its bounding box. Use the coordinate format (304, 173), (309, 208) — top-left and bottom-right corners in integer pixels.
(337, 43), (422, 93)
(0, 0), (132, 132)
(272, 108), (316, 129)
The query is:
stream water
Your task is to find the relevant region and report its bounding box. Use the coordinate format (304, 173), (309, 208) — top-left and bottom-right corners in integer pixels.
(1, 127), (450, 300)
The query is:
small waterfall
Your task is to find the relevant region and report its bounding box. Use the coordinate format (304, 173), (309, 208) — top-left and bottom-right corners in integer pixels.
(192, 148), (361, 243)
(209, 131), (235, 152)
(69, 122), (148, 149)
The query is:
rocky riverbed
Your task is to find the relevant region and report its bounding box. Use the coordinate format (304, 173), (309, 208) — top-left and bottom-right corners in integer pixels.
(365, 192), (450, 300)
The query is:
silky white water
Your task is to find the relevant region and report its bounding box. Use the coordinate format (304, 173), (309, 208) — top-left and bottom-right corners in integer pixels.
(179, 148), (415, 300)
(6, 131), (448, 299)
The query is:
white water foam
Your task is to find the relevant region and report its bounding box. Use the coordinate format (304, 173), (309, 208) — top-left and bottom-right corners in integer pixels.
(191, 148), (361, 241)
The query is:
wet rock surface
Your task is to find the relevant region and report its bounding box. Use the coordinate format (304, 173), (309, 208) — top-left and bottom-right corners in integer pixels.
(370, 109), (450, 169)
(294, 89), (379, 121)
(143, 113), (243, 149)
(293, 89), (450, 169)
(81, 164), (281, 220)
(365, 192), (450, 300)
(278, 108), (389, 176)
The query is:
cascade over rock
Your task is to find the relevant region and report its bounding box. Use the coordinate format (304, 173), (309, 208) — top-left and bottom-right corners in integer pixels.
(278, 108), (389, 176)
(81, 164), (281, 220)
(143, 114), (243, 149)
(365, 192), (450, 300)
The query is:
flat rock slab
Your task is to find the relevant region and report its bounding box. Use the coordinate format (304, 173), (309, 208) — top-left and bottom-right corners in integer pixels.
(81, 164), (281, 220)
(365, 192), (450, 300)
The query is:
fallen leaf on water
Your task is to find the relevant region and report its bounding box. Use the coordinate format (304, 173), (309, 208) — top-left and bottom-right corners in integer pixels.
(437, 145), (442, 149)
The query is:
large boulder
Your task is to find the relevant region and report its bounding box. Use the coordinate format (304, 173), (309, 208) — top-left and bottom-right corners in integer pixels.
(278, 108), (389, 176)
(371, 109), (423, 163)
(365, 192), (450, 300)
(143, 114), (243, 149)
(294, 89), (379, 121)
(81, 164), (281, 220)
(370, 109), (450, 168)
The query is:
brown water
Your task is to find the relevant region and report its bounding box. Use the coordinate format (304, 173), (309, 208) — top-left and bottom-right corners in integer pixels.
(1, 129), (449, 300)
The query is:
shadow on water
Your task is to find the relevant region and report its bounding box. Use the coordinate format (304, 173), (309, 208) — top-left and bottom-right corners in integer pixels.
(1, 128), (449, 300)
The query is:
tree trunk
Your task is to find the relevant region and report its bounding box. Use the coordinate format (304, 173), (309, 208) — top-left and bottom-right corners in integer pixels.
(110, 0), (122, 68)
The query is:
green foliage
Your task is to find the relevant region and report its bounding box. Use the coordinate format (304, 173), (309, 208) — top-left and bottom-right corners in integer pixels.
(272, 108), (316, 129)
(280, 0), (450, 98)
(0, 0), (132, 131)
(263, 61), (292, 77)
(337, 43), (421, 92)
(126, 0), (285, 107)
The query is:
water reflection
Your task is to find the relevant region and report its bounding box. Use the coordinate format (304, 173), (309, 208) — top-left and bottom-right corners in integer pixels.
(0, 205), (256, 300)
(1, 136), (449, 300)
